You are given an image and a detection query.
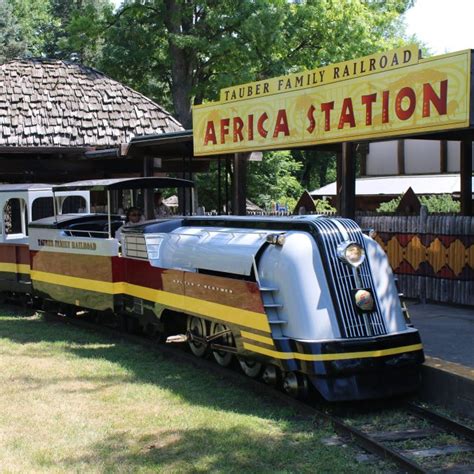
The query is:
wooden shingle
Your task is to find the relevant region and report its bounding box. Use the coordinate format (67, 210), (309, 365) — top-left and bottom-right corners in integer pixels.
(0, 59), (183, 148)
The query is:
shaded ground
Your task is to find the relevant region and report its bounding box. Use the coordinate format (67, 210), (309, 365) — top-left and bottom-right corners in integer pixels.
(0, 306), (372, 473)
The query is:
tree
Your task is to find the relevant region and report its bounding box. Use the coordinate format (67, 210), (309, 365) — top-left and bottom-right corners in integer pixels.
(52, 0), (114, 62)
(195, 150), (303, 212)
(78, 0), (414, 209)
(5, 0), (53, 58)
(2, 0), (113, 62)
(91, 0), (415, 128)
(0, 0), (28, 62)
(248, 151), (303, 210)
(7, 0), (415, 208)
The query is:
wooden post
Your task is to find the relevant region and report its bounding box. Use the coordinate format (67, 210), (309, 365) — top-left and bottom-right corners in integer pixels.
(142, 156), (154, 219)
(225, 155), (230, 215)
(336, 142), (356, 218)
(440, 140), (448, 173)
(397, 139), (405, 175)
(217, 156), (222, 214)
(359, 142), (368, 176)
(232, 153), (249, 215)
(460, 139), (473, 216)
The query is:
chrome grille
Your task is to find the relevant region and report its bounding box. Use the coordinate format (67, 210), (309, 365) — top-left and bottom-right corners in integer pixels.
(311, 217), (387, 338)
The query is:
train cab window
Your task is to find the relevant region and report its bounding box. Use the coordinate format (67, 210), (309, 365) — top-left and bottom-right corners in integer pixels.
(32, 197), (54, 221)
(61, 196), (87, 214)
(4, 198), (27, 236)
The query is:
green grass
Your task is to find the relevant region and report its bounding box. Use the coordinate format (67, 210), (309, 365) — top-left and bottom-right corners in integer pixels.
(0, 306), (373, 473)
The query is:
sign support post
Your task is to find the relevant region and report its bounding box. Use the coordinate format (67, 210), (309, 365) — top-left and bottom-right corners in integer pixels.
(337, 142), (356, 218)
(233, 153), (249, 215)
(460, 138), (473, 216)
(143, 156), (154, 219)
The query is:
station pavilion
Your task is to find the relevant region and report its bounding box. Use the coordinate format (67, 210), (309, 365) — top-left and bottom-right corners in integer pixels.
(0, 58), (204, 183)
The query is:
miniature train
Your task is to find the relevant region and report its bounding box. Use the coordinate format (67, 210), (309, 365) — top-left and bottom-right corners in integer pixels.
(0, 178), (424, 401)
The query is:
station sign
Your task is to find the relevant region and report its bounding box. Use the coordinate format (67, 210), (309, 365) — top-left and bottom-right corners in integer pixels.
(192, 46), (472, 156)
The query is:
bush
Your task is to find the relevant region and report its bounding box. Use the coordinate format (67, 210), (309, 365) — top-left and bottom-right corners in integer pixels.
(314, 199), (336, 213)
(419, 194), (460, 213)
(376, 194), (460, 213)
(376, 196), (401, 213)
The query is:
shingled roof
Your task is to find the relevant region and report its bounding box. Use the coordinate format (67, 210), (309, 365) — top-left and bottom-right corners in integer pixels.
(0, 59), (183, 148)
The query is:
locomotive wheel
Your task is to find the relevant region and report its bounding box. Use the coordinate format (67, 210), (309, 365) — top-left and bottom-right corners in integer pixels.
(283, 372), (309, 399)
(187, 316), (208, 357)
(238, 358), (262, 378)
(262, 365), (281, 386)
(209, 322), (234, 367)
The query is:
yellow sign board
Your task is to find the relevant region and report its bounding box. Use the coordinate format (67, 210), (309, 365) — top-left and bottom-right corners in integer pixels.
(192, 48), (471, 156)
(219, 45), (420, 103)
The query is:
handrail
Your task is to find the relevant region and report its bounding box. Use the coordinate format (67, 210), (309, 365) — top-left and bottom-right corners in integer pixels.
(63, 229), (110, 238)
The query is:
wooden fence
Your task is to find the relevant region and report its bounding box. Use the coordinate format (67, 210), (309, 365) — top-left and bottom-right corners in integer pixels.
(356, 210), (474, 306)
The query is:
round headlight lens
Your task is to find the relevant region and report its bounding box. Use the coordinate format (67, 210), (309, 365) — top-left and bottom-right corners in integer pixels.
(337, 242), (365, 267)
(276, 234), (286, 246)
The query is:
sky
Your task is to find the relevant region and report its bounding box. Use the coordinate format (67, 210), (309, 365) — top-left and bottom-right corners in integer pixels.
(111, 0), (473, 55)
(404, 0), (474, 54)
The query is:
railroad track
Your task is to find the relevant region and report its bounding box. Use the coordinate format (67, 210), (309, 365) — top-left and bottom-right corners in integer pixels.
(34, 309), (474, 473)
(325, 401), (474, 472)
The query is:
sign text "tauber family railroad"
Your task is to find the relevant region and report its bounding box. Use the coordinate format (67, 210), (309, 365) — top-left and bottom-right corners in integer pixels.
(192, 46), (471, 155)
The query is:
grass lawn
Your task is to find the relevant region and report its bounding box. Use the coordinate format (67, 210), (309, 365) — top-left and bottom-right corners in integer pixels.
(0, 306), (370, 473)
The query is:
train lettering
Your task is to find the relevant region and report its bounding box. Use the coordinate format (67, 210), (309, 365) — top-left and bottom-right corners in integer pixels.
(204, 79), (448, 146)
(37, 239), (96, 251)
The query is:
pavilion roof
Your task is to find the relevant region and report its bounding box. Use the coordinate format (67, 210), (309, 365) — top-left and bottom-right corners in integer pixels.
(0, 58), (182, 148)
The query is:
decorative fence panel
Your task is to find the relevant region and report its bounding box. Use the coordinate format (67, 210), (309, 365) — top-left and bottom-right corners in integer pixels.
(356, 212), (474, 306)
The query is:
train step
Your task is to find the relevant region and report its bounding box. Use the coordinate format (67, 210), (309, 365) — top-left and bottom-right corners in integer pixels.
(259, 287), (279, 292)
(268, 319), (286, 325)
(264, 303), (283, 309)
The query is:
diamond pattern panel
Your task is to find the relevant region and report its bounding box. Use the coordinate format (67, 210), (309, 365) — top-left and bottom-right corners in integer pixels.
(376, 232), (474, 281)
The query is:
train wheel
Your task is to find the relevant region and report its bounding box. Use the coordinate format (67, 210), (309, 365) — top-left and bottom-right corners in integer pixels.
(262, 365), (281, 386)
(238, 358), (262, 378)
(187, 316), (208, 357)
(283, 372), (309, 399)
(209, 322), (234, 367)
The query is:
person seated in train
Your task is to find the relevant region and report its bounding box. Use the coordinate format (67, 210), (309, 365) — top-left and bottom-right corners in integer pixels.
(154, 191), (171, 218)
(115, 207), (144, 241)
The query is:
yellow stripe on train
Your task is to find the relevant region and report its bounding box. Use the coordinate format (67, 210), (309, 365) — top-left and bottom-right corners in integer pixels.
(0, 263), (31, 275)
(240, 330), (274, 346)
(30, 270), (271, 333)
(243, 342), (424, 362)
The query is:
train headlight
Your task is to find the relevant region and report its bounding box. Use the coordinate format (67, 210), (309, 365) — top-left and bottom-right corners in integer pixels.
(276, 234), (286, 246)
(266, 233), (286, 246)
(337, 241), (365, 267)
(354, 289), (374, 311)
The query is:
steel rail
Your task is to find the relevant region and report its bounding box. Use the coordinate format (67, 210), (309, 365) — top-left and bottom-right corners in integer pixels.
(404, 402), (474, 443)
(328, 414), (426, 474)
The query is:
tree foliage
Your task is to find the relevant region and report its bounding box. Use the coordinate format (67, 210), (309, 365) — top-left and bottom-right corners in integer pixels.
(0, 0), (416, 208)
(247, 151), (303, 210)
(93, 0), (414, 128)
(0, 0), (28, 62)
(194, 151), (304, 212)
(1, 0), (113, 61)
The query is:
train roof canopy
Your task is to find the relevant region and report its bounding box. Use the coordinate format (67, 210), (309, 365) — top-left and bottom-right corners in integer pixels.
(52, 177), (194, 192)
(0, 183), (52, 192)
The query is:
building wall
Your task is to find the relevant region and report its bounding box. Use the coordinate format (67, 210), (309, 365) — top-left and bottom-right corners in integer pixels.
(365, 140), (473, 175)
